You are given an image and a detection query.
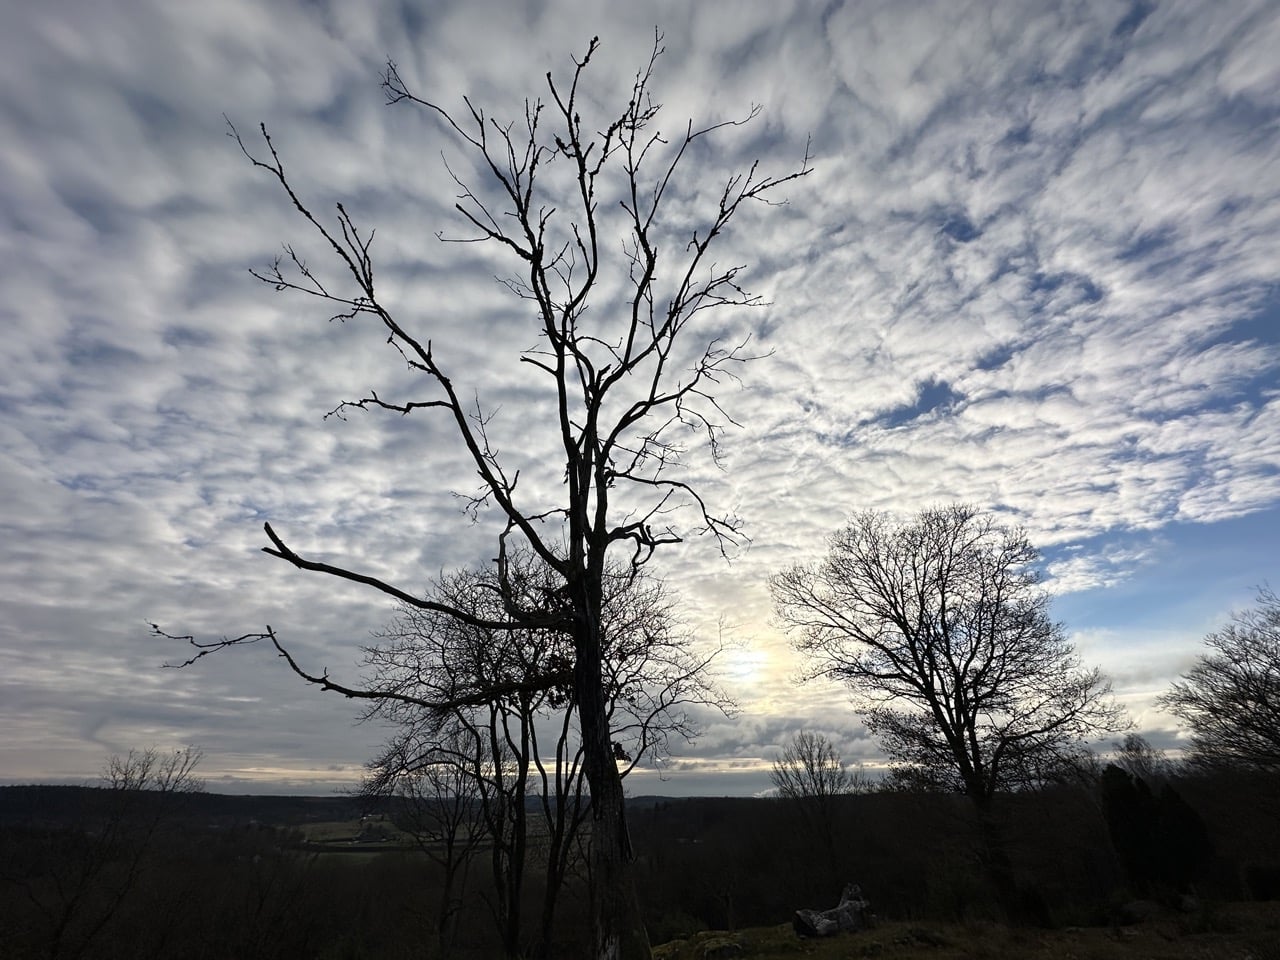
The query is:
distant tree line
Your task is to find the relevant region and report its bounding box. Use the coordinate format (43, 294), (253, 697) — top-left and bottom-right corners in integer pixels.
(6, 742), (1279, 958)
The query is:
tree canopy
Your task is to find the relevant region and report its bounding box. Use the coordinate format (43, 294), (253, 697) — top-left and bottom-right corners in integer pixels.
(1159, 587), (1280, 773)
(163, 32), (808, 960)
(772, 505), (1125, 803)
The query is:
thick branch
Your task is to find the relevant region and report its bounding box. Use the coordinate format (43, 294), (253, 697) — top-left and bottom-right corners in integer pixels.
(156, 623), (571, 713)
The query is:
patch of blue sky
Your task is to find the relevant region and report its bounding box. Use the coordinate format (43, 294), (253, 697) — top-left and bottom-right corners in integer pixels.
(877, 377), (966, 429)
(1116, 226), (1178, 265)
(1112, 1), (1158, 40)
(998, 122), (1033, 148)
(1222, 286), (1280, 349)
(938, 212), (980, 243)
(974, 343), (1018, 372)
(1184, 287), (1280, 412)
(1027, 270), (1104, 305)
(1048, 505), (1280, 634)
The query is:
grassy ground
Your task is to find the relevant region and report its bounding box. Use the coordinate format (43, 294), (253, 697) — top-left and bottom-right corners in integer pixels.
(653, 902), (1280, 960)
(298, 820), (358, 843)
(294, 817), (417, 856)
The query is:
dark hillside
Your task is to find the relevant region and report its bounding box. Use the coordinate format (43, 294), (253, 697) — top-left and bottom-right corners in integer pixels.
(0, 784), (367, 828)
(1, 772), (1277, 958)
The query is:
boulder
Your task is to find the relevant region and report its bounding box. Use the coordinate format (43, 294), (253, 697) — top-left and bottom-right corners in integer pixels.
(793, 883), (873, 938)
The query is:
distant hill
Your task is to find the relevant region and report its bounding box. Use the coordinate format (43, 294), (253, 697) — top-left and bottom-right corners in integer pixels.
(0, 785), (718, 831)
(0, 784), (368, 828)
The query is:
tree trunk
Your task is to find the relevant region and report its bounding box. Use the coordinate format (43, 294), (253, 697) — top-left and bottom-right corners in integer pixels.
(535, 819), (571, 960)
(973, 797), (1021, 924)
(436, 852), (467, 958)
(585, 762), (649, 960)
(575, 609), (650, 960)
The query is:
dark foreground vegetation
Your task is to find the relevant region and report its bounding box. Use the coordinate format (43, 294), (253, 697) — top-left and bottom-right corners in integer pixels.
(3, 765), (1279, 960)
(654, 904), (1280, 960)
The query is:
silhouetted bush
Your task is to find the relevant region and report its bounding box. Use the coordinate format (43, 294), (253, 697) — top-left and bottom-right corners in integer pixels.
(1101, 764), (1212, 900)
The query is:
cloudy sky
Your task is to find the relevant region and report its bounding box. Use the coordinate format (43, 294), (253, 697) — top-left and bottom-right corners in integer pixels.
(2, 0), (1278, 797)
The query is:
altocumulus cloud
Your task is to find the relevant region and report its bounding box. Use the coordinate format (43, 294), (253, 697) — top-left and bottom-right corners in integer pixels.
(0, 0), (1277, 793)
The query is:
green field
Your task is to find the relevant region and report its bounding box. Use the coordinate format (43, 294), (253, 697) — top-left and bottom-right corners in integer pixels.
(295, 816), (417, 852)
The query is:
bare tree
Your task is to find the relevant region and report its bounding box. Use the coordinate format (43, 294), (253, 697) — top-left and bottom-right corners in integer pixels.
(162, 31), (807, 959)
(360, 731), (485, 958)
(4, 748), (203, 960)
(361, 556), (729, 958)
(770, 730), (865, 801)
(769, 730), (868, 864)
(1158, 587), (1280, 773)
(771, 505), (1125, 917)
(1111, 732), (1174, 786)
